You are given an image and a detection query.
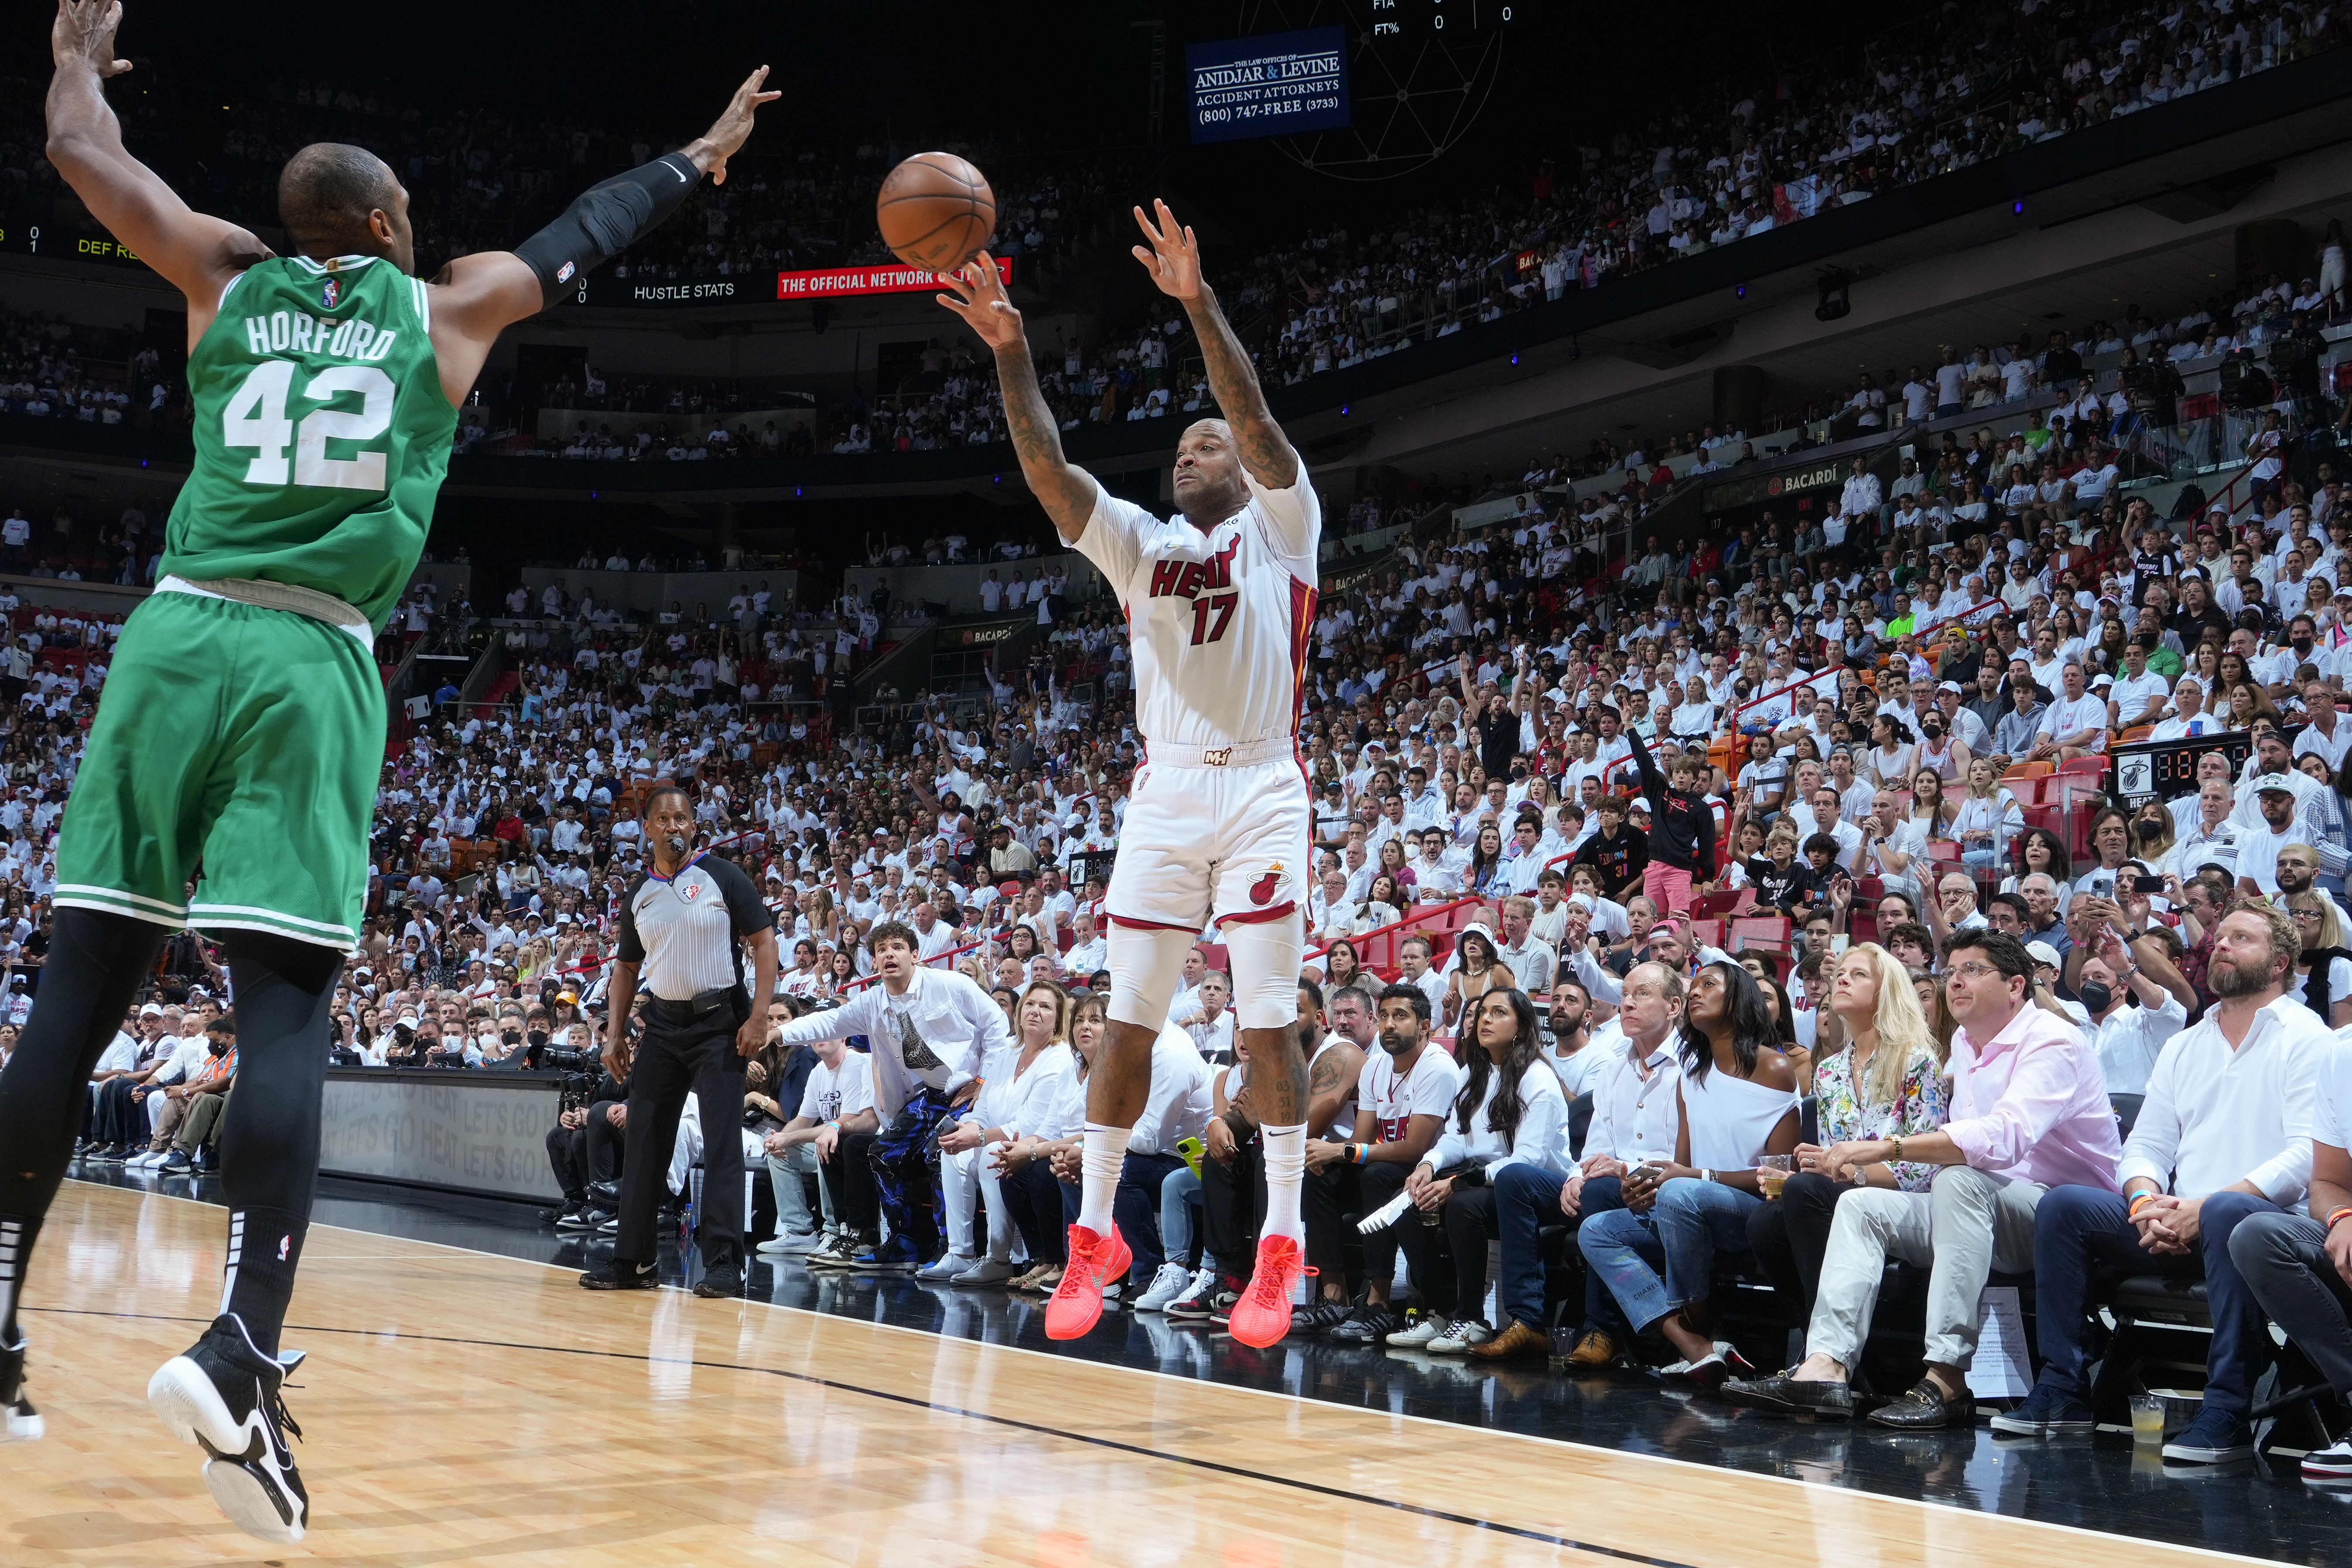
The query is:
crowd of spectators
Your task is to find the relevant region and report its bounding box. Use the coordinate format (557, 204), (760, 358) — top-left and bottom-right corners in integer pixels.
(6, 0), (2343, 472)
(40, 328), (2352, 1477)
(19, 0), (2352, 1475)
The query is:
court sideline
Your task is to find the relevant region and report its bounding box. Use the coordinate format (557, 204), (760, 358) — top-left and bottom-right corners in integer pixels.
(0, 1181), (2293, 1568)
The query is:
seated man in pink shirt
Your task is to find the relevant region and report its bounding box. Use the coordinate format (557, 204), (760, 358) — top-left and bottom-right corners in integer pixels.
(1721, 928), (2122, 1428)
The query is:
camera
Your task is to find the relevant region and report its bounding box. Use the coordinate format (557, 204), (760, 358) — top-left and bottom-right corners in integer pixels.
(537, 1044), (595, 1072)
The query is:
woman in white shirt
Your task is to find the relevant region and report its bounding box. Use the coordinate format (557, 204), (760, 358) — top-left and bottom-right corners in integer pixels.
(931, 980), (1075, 1283)
(1389, 989), (1568, 1353)
(1952, 757), (2023, 873)
(1863, 713), (1918, 790)
(994, 991), (1105, 1293)
(2284, 891), (2352, 1028)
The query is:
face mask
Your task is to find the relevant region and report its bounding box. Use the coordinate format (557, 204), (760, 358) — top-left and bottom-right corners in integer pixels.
(2077, 980), (2113, 1015)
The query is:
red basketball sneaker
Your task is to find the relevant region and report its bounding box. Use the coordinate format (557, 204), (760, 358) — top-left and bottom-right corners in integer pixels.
(1226, 1234), (1309, 1348)
(1044, 1223), (1132, 1340)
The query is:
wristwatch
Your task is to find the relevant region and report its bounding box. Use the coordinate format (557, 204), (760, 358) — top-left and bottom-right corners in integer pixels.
(1849, 1165), (1869, 1187)
(1699, 1168), (1715, 1184)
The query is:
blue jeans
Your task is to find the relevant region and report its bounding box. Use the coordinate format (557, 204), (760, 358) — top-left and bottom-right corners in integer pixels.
(1159, 1163), (1203, 1268)
(2030, 1184), (2283, 1417)
(1114, 1150), (1187, 1281)
(1579, 1176), (1759, 1335)
(1494, 1160), (1571, 1331)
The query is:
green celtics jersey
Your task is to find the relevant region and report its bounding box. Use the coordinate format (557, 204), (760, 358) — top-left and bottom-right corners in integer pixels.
(163, 253), (457, 634)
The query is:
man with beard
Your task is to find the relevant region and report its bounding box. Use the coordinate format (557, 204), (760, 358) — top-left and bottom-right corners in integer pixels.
(1305, 985), (1456, 1344)
(1540, 978), (1607, 1098)
(1477, 961), (1686, 1366)
(1995, 905), (2328, 1465)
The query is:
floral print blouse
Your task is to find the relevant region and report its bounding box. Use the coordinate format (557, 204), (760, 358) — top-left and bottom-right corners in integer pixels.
(1811, 1042), (1948, 1192)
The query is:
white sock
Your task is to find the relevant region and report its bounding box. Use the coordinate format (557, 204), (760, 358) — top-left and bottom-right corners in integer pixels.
(1077, 1123), (1131, 1236)
(1261, 1123), (1306, 1245)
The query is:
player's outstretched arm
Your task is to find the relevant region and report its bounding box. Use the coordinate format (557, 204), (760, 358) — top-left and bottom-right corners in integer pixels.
(426, 67), (780, 403)
(1132, 199), (1298, 490)
(937, 253), (1096, 545)
(45, 2), (270, 324)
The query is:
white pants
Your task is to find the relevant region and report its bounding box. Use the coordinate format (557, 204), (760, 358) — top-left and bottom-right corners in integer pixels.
(940, 1140), (1018, 1263)
(1808, 1163), (2044, 1370)
(667, 1094), (764, 1197)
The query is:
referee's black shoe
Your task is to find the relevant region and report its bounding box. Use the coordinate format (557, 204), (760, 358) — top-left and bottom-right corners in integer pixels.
(579, 1259), (660, 1290)
(146, 1313), (308, 1544)
(692, 1264), (744, 1298)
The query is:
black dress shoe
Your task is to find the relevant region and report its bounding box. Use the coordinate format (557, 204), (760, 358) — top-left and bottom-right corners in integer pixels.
(1723, 1371), (1857, 1419)
(588, 1179), (620, 1207)
(1866, 1377), (1975, 1429)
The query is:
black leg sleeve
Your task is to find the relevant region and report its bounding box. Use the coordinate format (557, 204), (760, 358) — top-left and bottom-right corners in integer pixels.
(214, 931), (343, 1357)
(0, 909), (167, 1340)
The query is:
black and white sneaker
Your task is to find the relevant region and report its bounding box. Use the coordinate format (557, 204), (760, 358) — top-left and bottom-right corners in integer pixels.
(554, 1205), (599, 1231)
(578, 1260), (660, 1290)
(145, 1314), (308, 1544)
(1, 1337), (43, 1444)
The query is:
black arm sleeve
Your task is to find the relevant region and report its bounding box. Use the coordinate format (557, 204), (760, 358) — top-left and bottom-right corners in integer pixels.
(513, 152), (703, 306)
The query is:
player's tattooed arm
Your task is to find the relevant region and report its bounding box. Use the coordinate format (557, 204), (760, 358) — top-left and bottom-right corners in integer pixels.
(1131, 199), (1298, 490)
(936, 250), (1095, 543)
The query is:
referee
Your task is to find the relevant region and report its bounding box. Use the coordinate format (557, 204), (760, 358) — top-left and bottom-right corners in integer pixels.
(579, 783), (779, 1298)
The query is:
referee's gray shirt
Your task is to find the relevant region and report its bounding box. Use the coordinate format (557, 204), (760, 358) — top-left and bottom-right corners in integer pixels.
(615, 855), (774, 1001)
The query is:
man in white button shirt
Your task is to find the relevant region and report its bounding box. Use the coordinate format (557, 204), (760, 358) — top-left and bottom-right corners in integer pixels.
(1482, 960), (1684, 1366)
(1174, 971), (1237, 1063)
(1495, 895), (1557, 994)
(2294, 681), (2352, 773)
(1993, 905), (2326, 1462)
(2068, 926), (2188, 1096)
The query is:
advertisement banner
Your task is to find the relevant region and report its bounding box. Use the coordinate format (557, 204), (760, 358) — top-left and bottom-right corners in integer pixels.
(775, 256), (1012, 300)
(1186, 27), (1351, 144)
(563, 256), (1011, 308)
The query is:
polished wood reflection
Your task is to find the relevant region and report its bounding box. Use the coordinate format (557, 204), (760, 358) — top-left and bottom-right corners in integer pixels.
(0, 1182), (2256, 1567)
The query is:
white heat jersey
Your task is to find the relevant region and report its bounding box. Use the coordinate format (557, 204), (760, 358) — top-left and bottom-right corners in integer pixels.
(1075, 470), (1320, 752)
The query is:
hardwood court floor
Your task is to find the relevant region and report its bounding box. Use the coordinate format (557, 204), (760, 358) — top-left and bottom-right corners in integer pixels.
(0, 1181), (2290, 1568)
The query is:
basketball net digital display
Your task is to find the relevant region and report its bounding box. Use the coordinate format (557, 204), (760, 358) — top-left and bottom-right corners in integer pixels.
(1186, 26), (1351, 143)
(775, 256), (1012, 300)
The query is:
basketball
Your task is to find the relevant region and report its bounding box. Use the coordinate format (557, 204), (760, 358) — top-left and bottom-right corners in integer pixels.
(876, 151), (995, 273)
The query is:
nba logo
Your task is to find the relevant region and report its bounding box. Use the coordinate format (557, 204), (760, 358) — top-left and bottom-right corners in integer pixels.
(682, 884), (701, 902)
(321, 277), (338, 310)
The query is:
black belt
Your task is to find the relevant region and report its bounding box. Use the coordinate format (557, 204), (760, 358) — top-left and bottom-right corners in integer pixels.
(643, 987), (738, 1027)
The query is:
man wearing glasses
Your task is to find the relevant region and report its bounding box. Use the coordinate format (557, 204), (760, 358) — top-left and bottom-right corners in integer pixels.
(1720, 929), (2120, 1428)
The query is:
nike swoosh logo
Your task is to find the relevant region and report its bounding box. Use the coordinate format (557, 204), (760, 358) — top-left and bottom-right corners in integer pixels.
(670, 163), (691, 183)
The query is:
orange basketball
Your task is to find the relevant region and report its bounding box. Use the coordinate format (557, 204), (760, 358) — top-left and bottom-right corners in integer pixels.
(876, 152), (996, 273)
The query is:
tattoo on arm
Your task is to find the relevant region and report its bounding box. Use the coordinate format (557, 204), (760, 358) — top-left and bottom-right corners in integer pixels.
(993, 344), (1096, 541)
(1309, 1054), (1343, 1096)
(1184, 286), (1298, 489)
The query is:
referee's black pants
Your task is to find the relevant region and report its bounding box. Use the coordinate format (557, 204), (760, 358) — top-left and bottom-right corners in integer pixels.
(613, 1011), (746, 1274)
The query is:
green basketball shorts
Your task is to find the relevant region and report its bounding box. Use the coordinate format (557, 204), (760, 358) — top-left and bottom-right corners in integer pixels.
(55, 587), (381, 950)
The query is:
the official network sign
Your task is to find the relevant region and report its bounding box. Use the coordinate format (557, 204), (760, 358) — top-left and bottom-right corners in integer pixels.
(776, 256), (1014, 299)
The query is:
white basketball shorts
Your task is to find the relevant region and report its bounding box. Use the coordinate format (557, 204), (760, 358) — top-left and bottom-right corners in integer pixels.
(1107, 750), (1312, 936)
